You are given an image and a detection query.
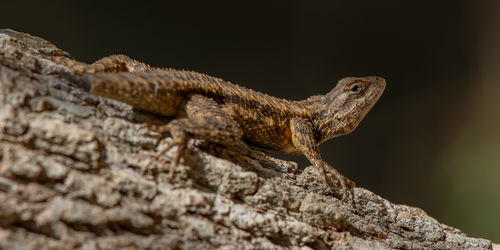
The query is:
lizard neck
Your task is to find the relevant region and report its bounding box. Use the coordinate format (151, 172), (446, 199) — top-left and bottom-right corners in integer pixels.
(301, 94), (359, 145)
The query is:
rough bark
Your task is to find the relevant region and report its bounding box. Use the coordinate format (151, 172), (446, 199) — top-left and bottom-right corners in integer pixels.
(0, 29), (493, 249)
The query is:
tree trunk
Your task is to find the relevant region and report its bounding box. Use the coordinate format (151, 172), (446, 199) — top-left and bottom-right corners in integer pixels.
(0, 29), (493, 249)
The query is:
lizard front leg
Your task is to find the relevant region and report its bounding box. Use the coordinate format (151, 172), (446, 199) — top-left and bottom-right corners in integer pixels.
(154, 94), (247, 176)
(290, 118), (355, 200)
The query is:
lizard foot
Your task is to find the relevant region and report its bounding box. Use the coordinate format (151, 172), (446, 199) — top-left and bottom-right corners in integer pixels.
(150, 137), (187, 178)
(318, 164), (356, 201)
(165, 138), (186, 178)
(144, 121), (188, 178)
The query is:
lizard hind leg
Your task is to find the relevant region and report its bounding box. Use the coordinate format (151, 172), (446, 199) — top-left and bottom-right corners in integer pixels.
(155, 94), (246, 177)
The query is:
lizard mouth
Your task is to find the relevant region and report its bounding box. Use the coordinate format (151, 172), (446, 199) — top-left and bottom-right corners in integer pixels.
(364, 76), (386, 107)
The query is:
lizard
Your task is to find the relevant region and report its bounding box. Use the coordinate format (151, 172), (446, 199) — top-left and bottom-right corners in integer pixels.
(56, 54), (386, 200)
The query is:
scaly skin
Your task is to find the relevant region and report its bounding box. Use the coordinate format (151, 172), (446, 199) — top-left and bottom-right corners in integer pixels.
(57, 54), (386, 200)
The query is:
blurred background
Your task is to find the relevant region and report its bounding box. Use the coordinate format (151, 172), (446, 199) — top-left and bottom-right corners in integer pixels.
(2, 0), (499, 241)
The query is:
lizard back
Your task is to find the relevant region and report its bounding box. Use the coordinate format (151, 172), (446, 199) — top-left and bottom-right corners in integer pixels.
(84, 69), (310, 118)
(80, 69), (313, 153)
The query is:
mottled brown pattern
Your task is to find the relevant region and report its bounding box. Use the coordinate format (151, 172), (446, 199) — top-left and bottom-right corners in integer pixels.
(58, 54), (385, 200)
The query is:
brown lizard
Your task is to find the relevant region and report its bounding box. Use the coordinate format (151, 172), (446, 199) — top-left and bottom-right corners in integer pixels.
(57, 54), (386, 200)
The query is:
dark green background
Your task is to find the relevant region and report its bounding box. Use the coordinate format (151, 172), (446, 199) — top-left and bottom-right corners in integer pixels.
(2, 1), (499, 241)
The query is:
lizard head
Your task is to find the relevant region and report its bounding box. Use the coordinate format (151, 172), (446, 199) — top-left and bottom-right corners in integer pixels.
(315, 76), (386, 144)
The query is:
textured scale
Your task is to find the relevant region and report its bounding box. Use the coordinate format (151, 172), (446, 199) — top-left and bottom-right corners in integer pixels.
(57, 54), (386, 200)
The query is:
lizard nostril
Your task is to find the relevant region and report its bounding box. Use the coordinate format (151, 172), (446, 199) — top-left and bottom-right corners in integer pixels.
(374, 76), (386, 85)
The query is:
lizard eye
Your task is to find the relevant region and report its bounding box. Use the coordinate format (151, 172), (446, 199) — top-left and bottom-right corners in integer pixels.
(350, 84), (361, 94)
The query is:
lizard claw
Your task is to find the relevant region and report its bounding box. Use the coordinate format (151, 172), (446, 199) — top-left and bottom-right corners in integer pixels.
(318, 164), (356, 202)
(145, 121), (189, 178)
(170, 139), (186, 167)
(150, 137), (186, 178)
(165, 138), (186, 178)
